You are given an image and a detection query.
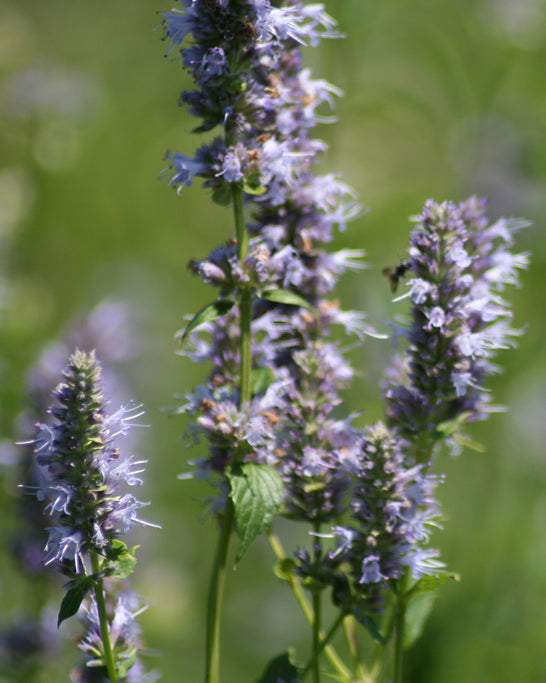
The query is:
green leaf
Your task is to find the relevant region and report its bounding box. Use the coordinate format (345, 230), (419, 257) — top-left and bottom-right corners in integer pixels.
(434, 412), (472, 438)
(243, 182), (267, 196)
(357, 612), (387, 645)
(226, 462), (284, 563)
(402, 573), (458, 648)
(404, 592), (436, 649)
(115, 647), (138, 678)
(408, 572), (459, 598)
(107, 539), (139, 579)
(250, 366), (276, 395)
(179, 300), (234, 344)
(212, 184), (233, 206)
(58, 576), (93, 628)
(273, 558), (297, 582)
(453, 433), (486, 453)
(192, 120), (218, 134)
(261, 289), (313, 310)
(255, 652), (300, 683)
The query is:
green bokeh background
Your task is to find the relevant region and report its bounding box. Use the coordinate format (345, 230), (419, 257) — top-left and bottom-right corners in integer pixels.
(1, 1), (544, 681)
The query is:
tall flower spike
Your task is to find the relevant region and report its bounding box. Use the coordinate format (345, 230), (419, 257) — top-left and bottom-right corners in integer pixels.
(166, 0), (382, 497)
(384, 198), (528, 458)
(28, 350), (157, 681)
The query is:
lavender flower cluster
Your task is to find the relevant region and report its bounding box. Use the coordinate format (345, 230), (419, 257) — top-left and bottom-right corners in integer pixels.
(163, 0), (380, 528)
(31, 351), (151, 572)
(1, 302), (139, 678)
(163, 1), (528, 632)
(73, 591), (158, 683)
(27, 350), (157, 680)
(385, 198), (529, 457)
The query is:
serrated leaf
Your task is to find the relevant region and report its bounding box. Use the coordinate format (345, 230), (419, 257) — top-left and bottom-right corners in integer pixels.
(227, 462), (284, 563)
(404, 592), (436, 649)
(255, 652), (300, 683)
(261, 289), (313, 310)
(58, 577), (93, 628)
(179, 300), (234, 344)
(250, 366), (276, 395)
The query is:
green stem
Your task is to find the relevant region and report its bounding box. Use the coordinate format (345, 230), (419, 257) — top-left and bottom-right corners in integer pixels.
(370, 606), (395, 680)
(231, 183), (252, 407)
(267, 530), (351, 682)
(301, 611), (346, 681)
(203, 183), (247, 683)
(90, 553), (118, 683)
(343, 614), (370, 682)
(239, 287), (252, 406)
(232, 182), (247, 263)
(393, 588), (407, 683)
(311, 523), (322, 683)
(205, 499), (234, 683)
(232, 185), (251, 405)
(312, 589), (321, 683)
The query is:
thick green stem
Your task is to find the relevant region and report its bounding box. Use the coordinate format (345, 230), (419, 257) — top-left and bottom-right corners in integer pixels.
(267, 530), (351, 682)
(205, 499), (234, 683)
(90, 553), (118, 683)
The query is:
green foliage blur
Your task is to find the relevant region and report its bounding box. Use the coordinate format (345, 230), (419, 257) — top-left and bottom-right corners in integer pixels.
(1, 1), (544, 681)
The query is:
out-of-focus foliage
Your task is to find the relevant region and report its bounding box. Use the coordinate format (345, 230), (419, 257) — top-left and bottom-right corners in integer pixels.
(0, 1), (544, 681)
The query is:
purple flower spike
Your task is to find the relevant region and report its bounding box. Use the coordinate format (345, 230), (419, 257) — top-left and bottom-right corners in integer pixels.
(385, 198), (528, 449)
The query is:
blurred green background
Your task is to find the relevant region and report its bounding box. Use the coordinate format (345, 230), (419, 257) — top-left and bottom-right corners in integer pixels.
(0, 0), (545, 681)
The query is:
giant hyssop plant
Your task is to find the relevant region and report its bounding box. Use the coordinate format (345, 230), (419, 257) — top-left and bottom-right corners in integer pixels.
(20, 2), (528, 682)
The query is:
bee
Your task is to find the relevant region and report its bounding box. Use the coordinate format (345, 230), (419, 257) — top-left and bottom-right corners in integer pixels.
(382, 259), (412, 293)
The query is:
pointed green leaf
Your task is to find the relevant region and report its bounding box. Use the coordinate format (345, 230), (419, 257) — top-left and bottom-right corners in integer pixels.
(57, 577), (93, 628)
(357, 613), (387, 645)
(255, 652), (300, 683)
(434, 412), (472, 438)
(261, 289), (312, 310)
(408, 572), (459, 598)
(227, 462), (284, 563)
(453, 433), (486, 453)
(179, 300), (234, 344)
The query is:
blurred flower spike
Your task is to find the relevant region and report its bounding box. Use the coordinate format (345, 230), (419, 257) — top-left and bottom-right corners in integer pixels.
(23, 349), (158, 681)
